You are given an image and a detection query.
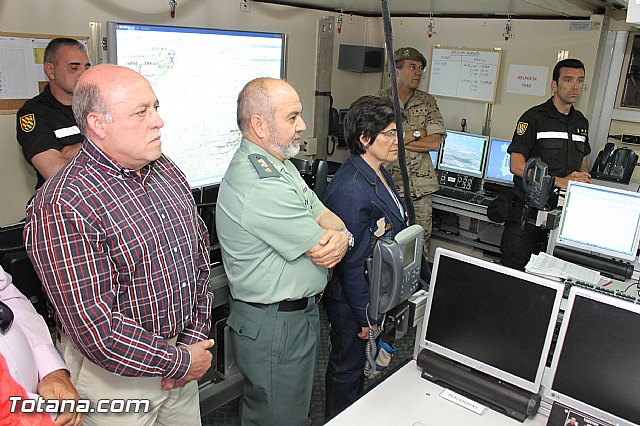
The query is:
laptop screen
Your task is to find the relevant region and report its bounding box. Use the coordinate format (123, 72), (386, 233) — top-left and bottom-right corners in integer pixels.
(556, 181), (640, 262)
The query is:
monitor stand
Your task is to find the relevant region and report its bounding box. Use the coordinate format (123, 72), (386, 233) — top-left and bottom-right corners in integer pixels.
(416, 349), (540, 423)
(552, 246), (634, 281)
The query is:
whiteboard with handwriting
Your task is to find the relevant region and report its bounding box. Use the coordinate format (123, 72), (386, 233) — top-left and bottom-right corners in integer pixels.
(428, 47), (501, 103)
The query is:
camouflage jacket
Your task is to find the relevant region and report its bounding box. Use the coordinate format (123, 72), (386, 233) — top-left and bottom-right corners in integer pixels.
(376, 88), (445, 198)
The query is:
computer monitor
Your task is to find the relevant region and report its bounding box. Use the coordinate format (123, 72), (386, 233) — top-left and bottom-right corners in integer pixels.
(107, 22), (286, 188)
(428, 149), (439, 168)
(546, 287), (640, 426)
(437, 130), (488, 178)
(483, 138), (514, 186)
(420, 248), (564, 393)
(555, 181), (640, 263)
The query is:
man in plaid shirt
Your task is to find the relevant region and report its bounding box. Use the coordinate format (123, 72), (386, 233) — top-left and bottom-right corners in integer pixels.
(24, 64), (214, 425)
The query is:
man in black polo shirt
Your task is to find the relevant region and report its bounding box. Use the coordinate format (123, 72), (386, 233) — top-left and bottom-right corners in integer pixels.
(16, 38), (91, 190)
(500, 59), (591, 270)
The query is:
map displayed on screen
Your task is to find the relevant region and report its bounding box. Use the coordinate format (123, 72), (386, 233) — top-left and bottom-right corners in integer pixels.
(485, 138), (513, 184)
(108, 23), (284, 187)
(439, 130), (488, 178)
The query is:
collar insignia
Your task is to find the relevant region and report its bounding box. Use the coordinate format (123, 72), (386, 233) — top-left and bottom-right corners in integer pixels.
(248, 154), (281, 179)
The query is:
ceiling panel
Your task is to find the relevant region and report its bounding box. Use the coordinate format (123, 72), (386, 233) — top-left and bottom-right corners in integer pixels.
(254, 0), (627, 18)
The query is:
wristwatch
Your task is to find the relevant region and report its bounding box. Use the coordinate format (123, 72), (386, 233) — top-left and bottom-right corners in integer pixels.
(337, 227), (355, 249)
(412, 129), (422, 141)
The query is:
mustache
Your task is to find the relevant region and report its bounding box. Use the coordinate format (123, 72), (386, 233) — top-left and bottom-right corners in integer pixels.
(290, 133), (302, 144)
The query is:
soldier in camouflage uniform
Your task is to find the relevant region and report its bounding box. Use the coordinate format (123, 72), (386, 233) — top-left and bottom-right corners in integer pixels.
(377, 47), (445, 256)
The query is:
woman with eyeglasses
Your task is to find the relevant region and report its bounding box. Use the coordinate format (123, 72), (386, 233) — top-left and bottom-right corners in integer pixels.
(323, 95), (406, 418)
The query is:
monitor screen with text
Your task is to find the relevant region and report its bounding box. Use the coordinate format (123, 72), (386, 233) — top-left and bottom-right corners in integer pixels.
(556, 181), (640, 262)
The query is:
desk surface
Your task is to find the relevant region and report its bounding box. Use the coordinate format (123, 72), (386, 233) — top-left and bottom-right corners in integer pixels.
(326, 360), (548, 426)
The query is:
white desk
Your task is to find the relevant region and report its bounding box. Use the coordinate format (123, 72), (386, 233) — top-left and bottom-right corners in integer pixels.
(326, 360), (548, 426)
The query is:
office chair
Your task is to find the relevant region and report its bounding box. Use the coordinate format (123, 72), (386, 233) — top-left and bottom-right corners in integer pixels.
(289, 157), (311, 175)
(0, 223), (25, 259)
(311, 159), (329, 200)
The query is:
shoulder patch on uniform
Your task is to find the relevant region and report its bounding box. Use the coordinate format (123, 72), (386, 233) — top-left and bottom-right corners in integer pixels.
(19, 114), (36, 133)
(248, 154), (281, 179)
(516, 121), (528, 136)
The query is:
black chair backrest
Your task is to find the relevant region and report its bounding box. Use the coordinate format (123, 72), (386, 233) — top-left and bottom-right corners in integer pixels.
(0, 223), (26, 263)
(312, 159), (329, 200)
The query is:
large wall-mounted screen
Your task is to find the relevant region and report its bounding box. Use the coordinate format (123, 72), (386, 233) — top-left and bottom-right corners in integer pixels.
(107, 22), (286, 188)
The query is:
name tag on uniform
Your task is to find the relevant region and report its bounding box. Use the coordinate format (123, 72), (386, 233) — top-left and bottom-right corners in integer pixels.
(54, 126), (81, 139)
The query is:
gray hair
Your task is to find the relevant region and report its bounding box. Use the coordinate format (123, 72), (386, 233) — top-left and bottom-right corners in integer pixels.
(72, 82), (112, 135)
(236, 78), (274, 134)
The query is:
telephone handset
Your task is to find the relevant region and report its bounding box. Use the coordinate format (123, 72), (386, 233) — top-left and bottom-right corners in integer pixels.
(590, 142), (638, 184)
(366, 225), (423, 321)
(522, 157), (555, 210)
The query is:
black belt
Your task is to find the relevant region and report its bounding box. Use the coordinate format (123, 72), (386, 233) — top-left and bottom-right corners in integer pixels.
(246, 294), (322, 312)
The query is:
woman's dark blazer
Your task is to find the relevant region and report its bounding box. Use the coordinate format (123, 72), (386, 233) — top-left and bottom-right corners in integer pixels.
(323, 154), (406, 327)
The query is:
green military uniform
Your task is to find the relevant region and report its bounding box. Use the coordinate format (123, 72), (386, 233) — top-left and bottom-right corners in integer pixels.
(377, 87), (445, 255)
(216, 138), (328, 426)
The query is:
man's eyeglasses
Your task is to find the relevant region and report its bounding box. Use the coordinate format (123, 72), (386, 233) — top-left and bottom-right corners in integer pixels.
(0, 300), (14, 334)
(402, 64), (425, 73)
(379, 129), (398, 140)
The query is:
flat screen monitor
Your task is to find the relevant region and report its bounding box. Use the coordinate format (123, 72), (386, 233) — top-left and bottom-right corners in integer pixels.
(546, 287), (640, 426)
(556, 181), (640, 262)
(438, 130), (488, 178)
(428, 149), (439, 168)
(483, 138), (514, 186)
(107, 22), (286, 188)
(420, 248), (564, 393)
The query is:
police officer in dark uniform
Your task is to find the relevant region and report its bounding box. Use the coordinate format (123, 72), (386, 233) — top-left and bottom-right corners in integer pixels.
(500, 59), (591, 270)
(16, 38), (90, 190)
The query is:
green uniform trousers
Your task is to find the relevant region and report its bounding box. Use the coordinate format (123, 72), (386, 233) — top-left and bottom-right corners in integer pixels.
(227, 297), (320, 426)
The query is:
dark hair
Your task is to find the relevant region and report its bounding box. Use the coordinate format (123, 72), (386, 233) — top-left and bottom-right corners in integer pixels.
(44, 38), (86, 64)
(552, 59), (585, 83)
(344, 96), (395, 155)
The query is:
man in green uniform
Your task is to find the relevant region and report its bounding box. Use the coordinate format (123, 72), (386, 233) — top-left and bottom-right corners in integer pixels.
(377, 47), (445, 256)
(216, 78), (351, 426)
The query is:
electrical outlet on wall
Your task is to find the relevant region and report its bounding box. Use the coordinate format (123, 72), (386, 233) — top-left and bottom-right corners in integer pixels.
(240, 0), (251, 12)
(302, 137), (317, 156)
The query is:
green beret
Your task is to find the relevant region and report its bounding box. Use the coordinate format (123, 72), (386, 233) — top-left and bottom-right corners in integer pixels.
(393, 47), (427, 67)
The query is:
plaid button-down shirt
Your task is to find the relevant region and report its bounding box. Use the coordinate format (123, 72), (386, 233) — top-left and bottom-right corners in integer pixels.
(25, 139), (213, 379)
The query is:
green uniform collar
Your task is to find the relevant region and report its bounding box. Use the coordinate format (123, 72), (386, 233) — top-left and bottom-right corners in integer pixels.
(239, 138), (288, 167)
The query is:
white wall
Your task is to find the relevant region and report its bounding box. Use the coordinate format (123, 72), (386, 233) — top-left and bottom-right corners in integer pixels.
(368, 16), (604, 139)
(0, 1), (609, 225)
